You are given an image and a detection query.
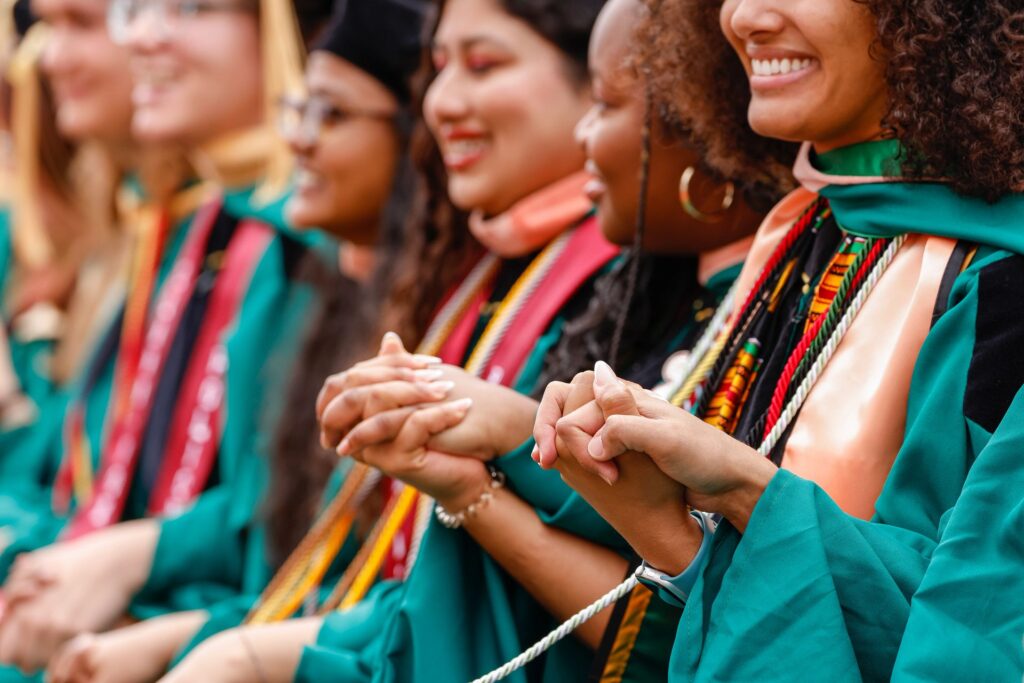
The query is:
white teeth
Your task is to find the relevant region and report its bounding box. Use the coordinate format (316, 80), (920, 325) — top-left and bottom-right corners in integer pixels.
(447, 139), (486, 155)
(751, 57), (814, 77)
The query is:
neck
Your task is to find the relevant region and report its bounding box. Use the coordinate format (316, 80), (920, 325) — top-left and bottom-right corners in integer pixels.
(339, 243), (376, 282)
(697, 233), (756, 286)
(190, 126), (275, 190)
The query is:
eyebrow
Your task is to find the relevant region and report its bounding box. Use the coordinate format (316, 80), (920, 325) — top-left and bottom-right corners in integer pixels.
(431, 35), (512, 53)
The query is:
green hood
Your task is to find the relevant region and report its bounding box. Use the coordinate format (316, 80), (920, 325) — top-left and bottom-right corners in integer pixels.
(796, 139), (1024, 255)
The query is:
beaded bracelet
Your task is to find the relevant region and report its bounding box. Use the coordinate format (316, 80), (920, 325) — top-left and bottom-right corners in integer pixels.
(435, 463), (506, 529)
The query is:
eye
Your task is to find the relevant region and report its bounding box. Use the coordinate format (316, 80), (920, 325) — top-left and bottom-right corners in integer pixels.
(465, 57), (498, 74)
(177, 0), (202, 18)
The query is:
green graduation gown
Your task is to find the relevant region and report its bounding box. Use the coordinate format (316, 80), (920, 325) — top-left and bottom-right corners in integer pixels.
(131, 185), (336, 619)
(294, 262), (745, 683)
(669, 140), (1024, 682)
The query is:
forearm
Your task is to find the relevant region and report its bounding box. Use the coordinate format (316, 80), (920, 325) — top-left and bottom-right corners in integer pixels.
(450, 487), (628, 649)
(238, 619), (323, 683)
(128, 610), (209, 669)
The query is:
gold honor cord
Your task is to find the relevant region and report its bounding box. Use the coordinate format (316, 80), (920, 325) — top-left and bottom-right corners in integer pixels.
(250, 232), (575, 622)
(246, 464), (375, 624)
(246, 256), (501, 623)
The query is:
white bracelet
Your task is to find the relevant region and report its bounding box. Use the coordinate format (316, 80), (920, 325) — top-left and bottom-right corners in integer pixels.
(434, 463), (506, 529)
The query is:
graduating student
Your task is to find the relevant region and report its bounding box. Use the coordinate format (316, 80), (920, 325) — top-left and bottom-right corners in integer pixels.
(538, 0), (1024, 680)
(43, 2), (435, 681)
(160, 0), (619, 679)
(0, 0), (334, 674)
(0, 0), (193, 567)
(290, 0), (788, 680)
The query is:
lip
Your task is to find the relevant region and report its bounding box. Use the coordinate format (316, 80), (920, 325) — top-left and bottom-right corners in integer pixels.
(294, 165), (325, 195)
(583, 160), (606, 203)
(440, 130), (490, 173)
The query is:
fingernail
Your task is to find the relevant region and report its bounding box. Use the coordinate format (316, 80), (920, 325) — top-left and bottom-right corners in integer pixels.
(594, 360), (618, 388)
(413, 354), (443, 365)
(429, 380), (456, 394)
(599, 471), (615, 486)
(588, 436), (605, 460)
(531, 445), (540, 463)
(383, 331), (401, 342)
(413, 368), (444, 381)
(449, 397), (473, 414)
(337, 437), (351, 455)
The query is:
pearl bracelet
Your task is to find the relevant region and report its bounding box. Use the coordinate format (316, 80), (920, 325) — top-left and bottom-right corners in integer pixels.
(435, 463), (507, 529)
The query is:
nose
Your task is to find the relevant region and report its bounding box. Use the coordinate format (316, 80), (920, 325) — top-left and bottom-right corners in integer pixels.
(724, 0), (785, 42)
(123, 3), (170, 53)
(423, 65), (471, 126)
(283, 119), (317, 159)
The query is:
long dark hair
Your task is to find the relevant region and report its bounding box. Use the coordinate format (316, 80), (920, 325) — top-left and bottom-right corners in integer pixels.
(265, 111), (420, 563)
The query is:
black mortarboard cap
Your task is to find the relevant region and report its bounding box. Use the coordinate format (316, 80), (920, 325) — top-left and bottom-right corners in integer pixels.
(13, 0), (36, 37)
(313, 0), (429, 103)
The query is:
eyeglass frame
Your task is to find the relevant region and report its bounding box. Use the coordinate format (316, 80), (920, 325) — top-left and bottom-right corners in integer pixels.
(107, 0), (258, 44)
(277, 94), (398, 146)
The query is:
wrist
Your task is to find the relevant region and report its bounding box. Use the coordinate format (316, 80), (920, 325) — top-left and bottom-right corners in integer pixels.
(719, 455), (777, 532)
(434, 462), (494, 515)
(490, 397), (539, 457)
(629, 502), (703, 576)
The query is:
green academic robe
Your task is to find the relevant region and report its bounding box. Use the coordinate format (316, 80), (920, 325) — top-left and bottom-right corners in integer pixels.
(131, 185), (336, 620)
(668, 141), (1024, 682)
(293, 261), (744, 683)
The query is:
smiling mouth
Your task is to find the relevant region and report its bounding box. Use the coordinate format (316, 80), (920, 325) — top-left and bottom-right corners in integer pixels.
(750, 57), (816, 77)
(442, 138), (488, 171)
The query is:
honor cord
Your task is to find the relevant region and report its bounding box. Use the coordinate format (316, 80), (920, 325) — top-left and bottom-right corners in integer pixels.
(470, 235), (905, 683)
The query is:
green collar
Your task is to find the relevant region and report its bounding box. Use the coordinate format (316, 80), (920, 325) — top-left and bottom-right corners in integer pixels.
(813, 139), (903, 178)
(795, 141), (1024, 255)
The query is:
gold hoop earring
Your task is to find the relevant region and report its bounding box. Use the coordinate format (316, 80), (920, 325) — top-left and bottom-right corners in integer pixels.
(679, 166), (735, 223)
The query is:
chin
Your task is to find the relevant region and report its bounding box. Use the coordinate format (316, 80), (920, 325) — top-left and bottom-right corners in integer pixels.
(131, 113), (185, 144)
(447, 178), (494, 213)
(285, 202), (325, 231)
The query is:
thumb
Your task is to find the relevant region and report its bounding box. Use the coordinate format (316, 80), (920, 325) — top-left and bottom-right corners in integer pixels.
(379, 332), (407, 356)
(593, 361), (640, 418)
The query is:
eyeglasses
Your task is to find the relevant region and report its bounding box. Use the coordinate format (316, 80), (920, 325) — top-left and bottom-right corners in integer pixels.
(107, 0), (257, 44)
(277, 95), (396, 146)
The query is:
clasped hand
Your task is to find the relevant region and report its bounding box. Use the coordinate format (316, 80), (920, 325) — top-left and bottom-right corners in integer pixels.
(315, 333), (537, 509)
(534, 361), (778, 555)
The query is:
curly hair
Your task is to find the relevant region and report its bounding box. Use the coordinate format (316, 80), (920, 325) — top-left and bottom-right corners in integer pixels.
(633, 0), (799, 212)
(863, 0), (1024, 200)
(642, 0), (1024, 202)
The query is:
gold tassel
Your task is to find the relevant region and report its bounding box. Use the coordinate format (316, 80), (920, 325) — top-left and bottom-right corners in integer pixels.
(254, 0), (305, 203)
(5, 22), (54, 269)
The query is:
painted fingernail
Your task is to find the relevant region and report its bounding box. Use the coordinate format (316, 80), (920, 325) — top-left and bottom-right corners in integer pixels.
(429, 380), (456, 395)
(599, 471), (615, 486)
(413, 368), (444, 381)
(531, 445), (541, 463)
(449, 397), (474, 414)
(588, 436), (605, 460)
(594, 360), (618, 387)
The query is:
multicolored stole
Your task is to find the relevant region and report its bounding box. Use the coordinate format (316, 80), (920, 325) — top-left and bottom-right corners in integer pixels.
(53, 200), (272, 539)
(247, 216), (618, 624)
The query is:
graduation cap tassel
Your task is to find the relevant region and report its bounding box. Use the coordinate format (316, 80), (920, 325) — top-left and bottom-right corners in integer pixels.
(6, 22), (54, 269)
(254, 0), (305, 203)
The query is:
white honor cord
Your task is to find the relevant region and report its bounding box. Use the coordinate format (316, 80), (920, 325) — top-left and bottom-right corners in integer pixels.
(469, 575), (640, 683)
(469, 235), (906, 683)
